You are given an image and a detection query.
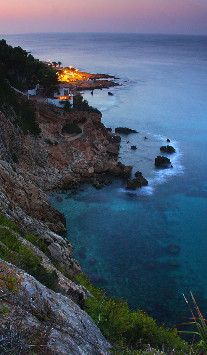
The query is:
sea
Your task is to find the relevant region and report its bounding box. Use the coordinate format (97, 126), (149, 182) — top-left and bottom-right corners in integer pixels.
(2, 32), (207, 328)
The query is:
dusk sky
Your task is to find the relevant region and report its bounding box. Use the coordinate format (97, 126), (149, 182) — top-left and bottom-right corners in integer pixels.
(1, 0), (207, 35)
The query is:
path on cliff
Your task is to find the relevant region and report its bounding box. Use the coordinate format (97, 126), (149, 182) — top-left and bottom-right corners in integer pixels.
(65, 123), (85, 142)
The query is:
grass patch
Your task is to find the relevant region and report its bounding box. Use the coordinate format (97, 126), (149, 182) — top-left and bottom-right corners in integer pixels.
(0, 221), (58, 292)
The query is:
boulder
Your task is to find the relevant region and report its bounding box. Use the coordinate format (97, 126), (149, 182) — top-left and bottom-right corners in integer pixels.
(107, 132), (121, 143)
(107, 161), (132, 178)
(106, 143), (119, 156)
(108, 92), (114, 96)
(160, 145), (175, 153)
(115, 127), (138, 134)
(131, 145), (137, 150)
(167, 138), (170, 142)
(155, 156), (171, 167)
(126, 171), (148, 190)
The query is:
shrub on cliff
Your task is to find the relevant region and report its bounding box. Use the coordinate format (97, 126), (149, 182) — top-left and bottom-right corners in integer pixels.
(62, 123), (82, 135)
(15, 100), (41, 136)
(76, 273), (189, 353)
(73, 93), (101, 113)
(0, 76), (41, 136)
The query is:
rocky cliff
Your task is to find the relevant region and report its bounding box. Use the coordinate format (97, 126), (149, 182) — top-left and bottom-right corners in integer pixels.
(0, 259), (110, 354)
(0, 93), (132, 353)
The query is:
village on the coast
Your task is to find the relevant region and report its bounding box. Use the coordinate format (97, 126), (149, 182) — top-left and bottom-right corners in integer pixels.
(28, 59), (118, 107)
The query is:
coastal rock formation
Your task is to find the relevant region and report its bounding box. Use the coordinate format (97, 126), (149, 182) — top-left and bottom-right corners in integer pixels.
(115, 127), (138, 134)
(108, 161), (132, 178)
(160, 145), (175, 153)
(0, 259), (111, 355)
(126, 171), (148, 190)
(155, 156), (171, 167)
(0, 93), (132, 275)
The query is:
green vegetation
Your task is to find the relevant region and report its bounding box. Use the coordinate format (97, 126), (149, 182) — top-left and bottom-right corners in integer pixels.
(0, 74), (41, 135)
(60, 99), (72, 112)
(0, 213), (197, 354)
(0, 214), (58, 292)
(76, 273), (189, 354)
(180, 292), (207, 354)
(0, 39), (58, 95)
(62, 123), (82, 135)
(73, 93), (101, 113)
(15, 100), (41, 135)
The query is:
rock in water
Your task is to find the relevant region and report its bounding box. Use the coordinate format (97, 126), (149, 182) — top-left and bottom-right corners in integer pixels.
(155, 156), (171, 167)
(131, 145), (137, 150)
(115, 127), (138, 134)
(160, 145), (176, 153)
(126, 171), (148, 190)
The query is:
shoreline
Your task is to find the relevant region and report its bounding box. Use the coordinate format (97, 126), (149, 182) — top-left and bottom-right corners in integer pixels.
(51, 64), (120, 92)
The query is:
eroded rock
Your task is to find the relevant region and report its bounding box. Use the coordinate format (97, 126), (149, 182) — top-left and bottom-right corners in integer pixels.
(155, 156), (171, 167)
(0, 259), (111, 355)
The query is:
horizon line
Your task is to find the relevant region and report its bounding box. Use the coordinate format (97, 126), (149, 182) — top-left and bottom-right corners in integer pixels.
(1, 31), (207, 38)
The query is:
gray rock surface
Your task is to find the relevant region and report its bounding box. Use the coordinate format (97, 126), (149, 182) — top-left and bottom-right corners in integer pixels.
(0, 259), (111, 354)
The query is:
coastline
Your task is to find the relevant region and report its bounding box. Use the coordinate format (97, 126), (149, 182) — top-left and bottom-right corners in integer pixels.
(0, 38), (191, 354)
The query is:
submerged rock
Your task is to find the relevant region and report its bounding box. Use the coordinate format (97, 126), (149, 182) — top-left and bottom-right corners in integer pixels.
(126, 171), (148, 190)
(131, 145), (137, 150)
(166, 243), (181, 255)
(168, 259), (180, 268)
(160, 145), (175, 153)
(155, 156), (171, 167)
(56, 196), (63, 202)
(88, 257), (97, 265)
(167, 138), (171, 142)
(108, 91), (114, 96)
(115, 127), (138, 134)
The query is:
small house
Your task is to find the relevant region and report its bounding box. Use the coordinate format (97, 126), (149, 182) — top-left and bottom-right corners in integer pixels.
(47, 86), (73, 108)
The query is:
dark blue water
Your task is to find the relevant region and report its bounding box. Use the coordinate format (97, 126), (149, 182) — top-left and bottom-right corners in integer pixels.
(3, 33), (207, 327)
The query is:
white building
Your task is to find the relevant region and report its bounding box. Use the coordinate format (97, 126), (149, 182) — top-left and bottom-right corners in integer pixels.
(28, 84), (39, 97)
(47, 86), (73, 108)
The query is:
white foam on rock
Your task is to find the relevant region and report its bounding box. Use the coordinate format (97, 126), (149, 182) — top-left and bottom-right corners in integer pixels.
(119, 135), (184, 196)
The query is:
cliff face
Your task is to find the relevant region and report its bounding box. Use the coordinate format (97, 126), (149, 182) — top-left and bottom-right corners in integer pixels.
(0, 97), (132, 353)
(0, 99), (131, 274)
(0, 259), (111, 354)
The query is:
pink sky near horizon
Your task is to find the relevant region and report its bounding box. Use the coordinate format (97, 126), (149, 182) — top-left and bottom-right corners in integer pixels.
(1, 0), (207, 35)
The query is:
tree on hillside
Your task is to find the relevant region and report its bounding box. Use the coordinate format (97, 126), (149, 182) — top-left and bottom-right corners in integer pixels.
(57, 61), (62, 68)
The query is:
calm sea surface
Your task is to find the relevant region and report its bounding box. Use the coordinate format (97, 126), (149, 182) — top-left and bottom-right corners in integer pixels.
(3, 33), (207, 327)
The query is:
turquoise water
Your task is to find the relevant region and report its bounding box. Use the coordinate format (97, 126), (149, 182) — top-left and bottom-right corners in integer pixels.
(3, 33), (207, 327)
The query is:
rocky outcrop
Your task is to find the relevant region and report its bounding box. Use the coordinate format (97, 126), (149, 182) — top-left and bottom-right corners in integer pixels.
(115, 127), (138, 134)
(126, 171), (148, 190)
(0, 96), (132, 275)
(0, 259), (111, 354)
(160, 145), (175, 153)
(107, 161), (132, 178)
(155, 156), (171, 167)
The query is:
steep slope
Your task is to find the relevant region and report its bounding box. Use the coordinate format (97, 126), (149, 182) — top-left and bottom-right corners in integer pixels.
(0, 259), (111, 354)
